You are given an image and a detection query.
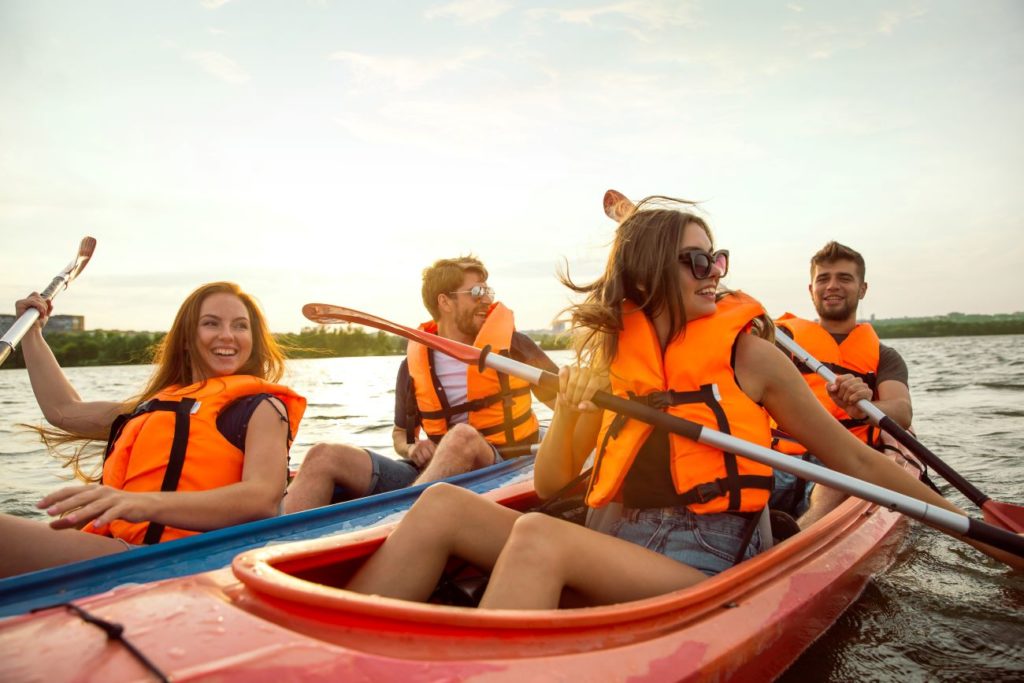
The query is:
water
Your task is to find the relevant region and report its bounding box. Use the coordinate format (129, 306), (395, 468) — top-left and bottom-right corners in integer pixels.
(2, 340), (1022, 679)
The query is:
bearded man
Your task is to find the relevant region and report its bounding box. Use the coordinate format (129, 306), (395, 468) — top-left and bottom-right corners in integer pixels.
(769, 241), (911, 526)
(284, 256), (556, 512)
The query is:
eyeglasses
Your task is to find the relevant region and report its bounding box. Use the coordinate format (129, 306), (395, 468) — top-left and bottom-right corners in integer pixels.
(678, 249), (729, 279)
(447, 284), (495, 300)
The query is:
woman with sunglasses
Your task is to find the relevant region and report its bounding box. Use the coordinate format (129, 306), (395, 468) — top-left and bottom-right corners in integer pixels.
(344, 195), (1018, 609)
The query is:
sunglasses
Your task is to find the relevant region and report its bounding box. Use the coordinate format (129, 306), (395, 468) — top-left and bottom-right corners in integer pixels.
(447, 284), (495, 300)
(678, 249), (729, 279)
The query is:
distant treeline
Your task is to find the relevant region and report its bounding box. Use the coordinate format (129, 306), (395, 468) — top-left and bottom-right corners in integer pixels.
(2, 329), (166, 369)
(281, 327), (407, 358)
(3, 313), (1020, 369)
(872, 312), (1024, 339)
(2, 326), (408, 369)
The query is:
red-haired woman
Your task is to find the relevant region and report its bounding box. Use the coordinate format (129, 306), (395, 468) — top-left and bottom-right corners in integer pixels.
(0, 282), (305, 577)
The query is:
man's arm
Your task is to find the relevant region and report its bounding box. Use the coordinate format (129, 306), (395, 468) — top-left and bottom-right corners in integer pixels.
(873, 380), (912, 428)
(391, 358), (434, 465)
(829, 344), (912, 428)
(874, 344), (912, 428)
(510, 332), (558, 409)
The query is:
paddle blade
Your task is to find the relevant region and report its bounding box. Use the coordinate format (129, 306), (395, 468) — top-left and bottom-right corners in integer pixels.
(302, 303), (483, 366)
(603, 189), (636, 222)
(982, 500), (1024, 533)
(69, 236), (97, 282)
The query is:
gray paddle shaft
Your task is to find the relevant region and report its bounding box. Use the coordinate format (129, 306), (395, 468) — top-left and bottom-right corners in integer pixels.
(482, 351), (971, 536)
(774, 333), (888, 425)
(0, 237), (95, 366)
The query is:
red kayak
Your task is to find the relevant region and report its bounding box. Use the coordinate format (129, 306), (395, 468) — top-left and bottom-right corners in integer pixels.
(0, 448), (920, 682)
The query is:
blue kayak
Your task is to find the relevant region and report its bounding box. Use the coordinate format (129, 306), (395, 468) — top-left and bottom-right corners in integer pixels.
(0, 457), (534, 618)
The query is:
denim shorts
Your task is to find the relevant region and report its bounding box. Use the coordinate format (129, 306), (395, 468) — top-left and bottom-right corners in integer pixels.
(769, 453), (822, 518)
(608, 506), (764, 577)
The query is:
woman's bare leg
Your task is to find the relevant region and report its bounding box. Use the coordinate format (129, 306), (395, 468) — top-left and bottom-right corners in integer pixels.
(480, 512), (708, 610)
(345, 483), (521, 601)
(0, 514), (128, 578)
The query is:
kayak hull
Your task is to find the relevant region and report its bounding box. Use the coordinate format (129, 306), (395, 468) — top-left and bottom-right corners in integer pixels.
(0, 457), (534, 618)
(0, 453), (917, 682)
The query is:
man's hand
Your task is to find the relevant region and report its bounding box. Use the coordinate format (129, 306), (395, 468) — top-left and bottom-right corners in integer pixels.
(407, 439), (437, 468)
(827, 374), (874, 419)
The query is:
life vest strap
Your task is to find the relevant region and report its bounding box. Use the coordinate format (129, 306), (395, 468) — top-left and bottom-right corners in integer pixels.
(141, 397), (197, 545)
(476, 408), (535, 437)
(676, 474), (776, 507)
(635, 384), (754, 510)
(418, 385), (532, 420)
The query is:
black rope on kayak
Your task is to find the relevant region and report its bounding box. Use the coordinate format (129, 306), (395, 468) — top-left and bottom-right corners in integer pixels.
(45, 603), (171, 683)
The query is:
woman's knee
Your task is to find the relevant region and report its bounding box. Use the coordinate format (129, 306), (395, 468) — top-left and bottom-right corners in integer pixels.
(413, 482), (468, 513)
(502, 512), (564, 567)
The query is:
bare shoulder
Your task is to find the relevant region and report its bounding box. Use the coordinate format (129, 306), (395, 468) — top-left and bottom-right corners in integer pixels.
(246, 396), (290, 435)
(733, 333), (792, 404)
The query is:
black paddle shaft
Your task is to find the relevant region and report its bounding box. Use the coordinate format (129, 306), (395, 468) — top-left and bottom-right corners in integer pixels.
(879, 416), (990, 507)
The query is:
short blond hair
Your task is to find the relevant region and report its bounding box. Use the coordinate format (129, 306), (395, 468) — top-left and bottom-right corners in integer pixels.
(421, 255), (488, 320)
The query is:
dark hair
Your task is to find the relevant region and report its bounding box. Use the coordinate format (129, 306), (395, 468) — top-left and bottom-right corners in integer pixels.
(811, 241), (865, 281)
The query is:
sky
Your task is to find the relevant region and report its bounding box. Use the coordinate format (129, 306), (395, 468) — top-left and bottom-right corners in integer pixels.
(2, 0), (1022, 334)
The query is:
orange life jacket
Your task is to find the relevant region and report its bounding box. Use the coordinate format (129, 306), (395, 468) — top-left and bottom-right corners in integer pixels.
(406, 302), (539, 447)
(85, 376), (305, 545)
(771, 313), (880, 454)
(587, 291), (774, 514)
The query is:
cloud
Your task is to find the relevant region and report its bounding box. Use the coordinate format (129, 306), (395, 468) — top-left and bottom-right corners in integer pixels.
(328, 49), (488, 90)
(425, 0), (514, 24)
(878, 6), (927, 35)
(200, 0), (233, 9)
(185, 50), (251, 83)
(528, 0), (698, 30)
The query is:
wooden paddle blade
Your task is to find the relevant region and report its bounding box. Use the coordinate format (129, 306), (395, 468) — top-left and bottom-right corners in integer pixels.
(982, 500), (1024, 532)
(301, 303), (483, 366)
(603, 189), (636, 222)
(68, 236), (97, 282)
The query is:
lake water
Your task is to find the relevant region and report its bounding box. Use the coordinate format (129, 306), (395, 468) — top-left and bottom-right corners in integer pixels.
(1, 339), (1022, 679)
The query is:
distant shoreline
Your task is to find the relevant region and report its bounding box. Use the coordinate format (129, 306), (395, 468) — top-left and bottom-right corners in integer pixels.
(2, 316), (1022, 368)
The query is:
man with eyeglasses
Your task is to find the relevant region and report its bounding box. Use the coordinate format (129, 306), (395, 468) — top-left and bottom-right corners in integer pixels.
(283, 255), (557, 512)
(769, 241), (912, 527)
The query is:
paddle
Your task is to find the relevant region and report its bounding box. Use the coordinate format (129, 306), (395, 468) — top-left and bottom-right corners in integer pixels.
(774, 332), (1024, 532)
(0, 237), (97, 367)
(302, 304), (1024, 559)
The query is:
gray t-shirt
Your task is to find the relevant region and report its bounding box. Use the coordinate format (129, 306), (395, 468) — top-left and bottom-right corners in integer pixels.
(829, 332), (909, 388)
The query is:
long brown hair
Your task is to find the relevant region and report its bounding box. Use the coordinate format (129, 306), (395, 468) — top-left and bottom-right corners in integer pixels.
(560, 196), (770, 367)
(36, 281), (285, 481)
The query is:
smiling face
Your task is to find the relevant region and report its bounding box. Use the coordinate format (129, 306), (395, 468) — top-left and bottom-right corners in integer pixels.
(810, 258), (867, 328)
(677, 221), (724, 322)
(191, 292), (254, 378)
(439, 270), (493, 342)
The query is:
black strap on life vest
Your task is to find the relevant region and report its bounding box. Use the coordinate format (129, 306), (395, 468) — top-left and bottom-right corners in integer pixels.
(104, 397), (197, 545)
(141, 397), (196, 545)
(586, 411), (629, 502)
(415, 348), (534, 443)
(633, 384), (774, 511)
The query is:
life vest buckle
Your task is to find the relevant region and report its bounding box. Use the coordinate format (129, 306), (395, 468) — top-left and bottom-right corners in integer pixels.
(639, 391), (670, 409)
(693, 480), (725, 504)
